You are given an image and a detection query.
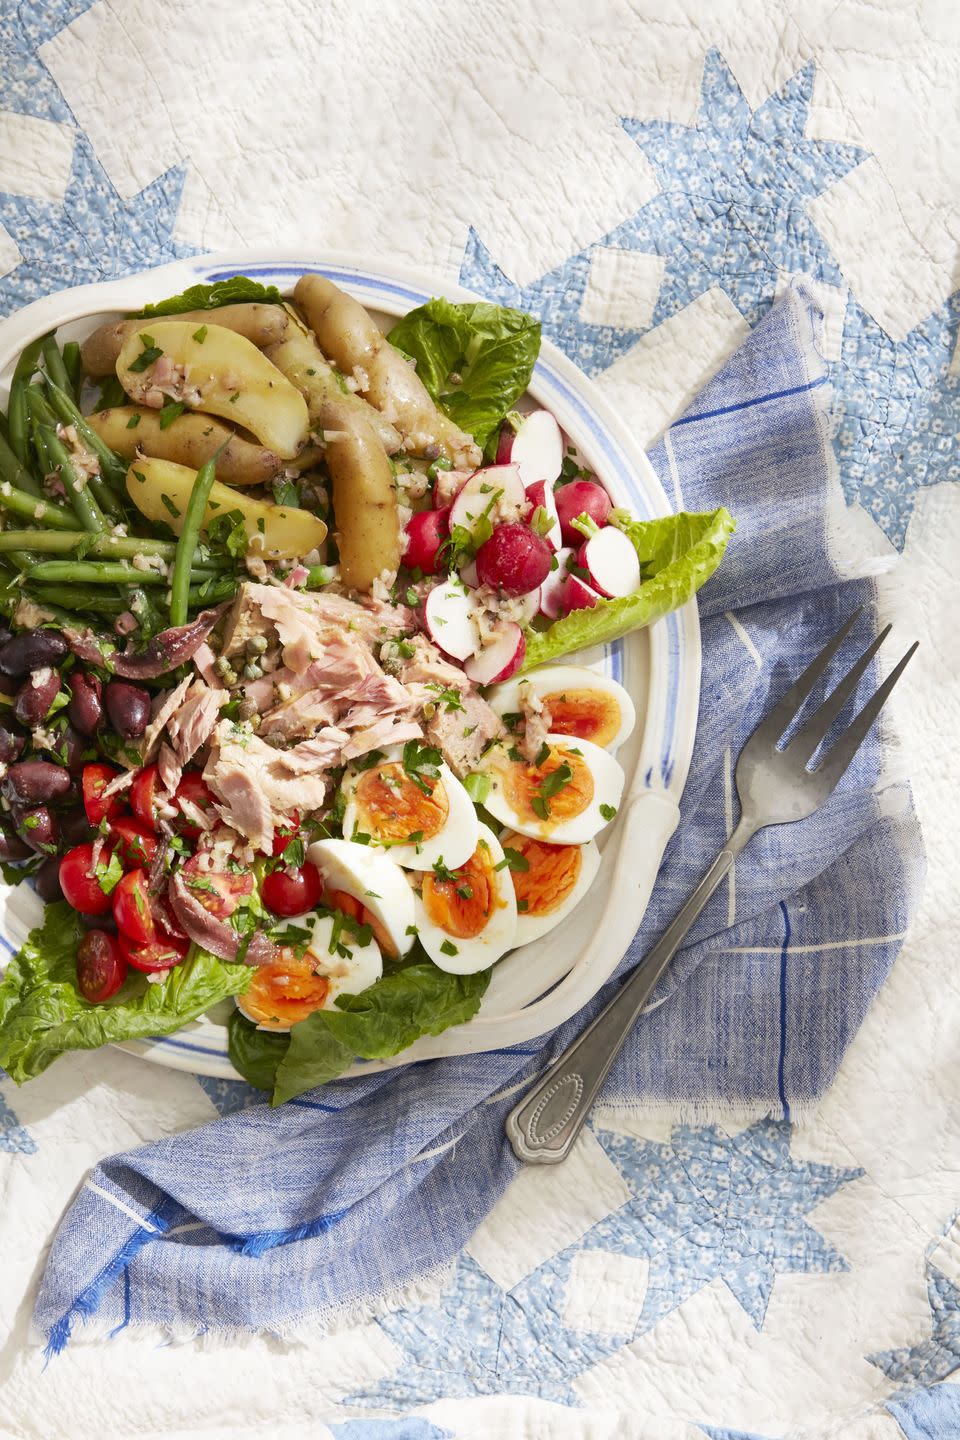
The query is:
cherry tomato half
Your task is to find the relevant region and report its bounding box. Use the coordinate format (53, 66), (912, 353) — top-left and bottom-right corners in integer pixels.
(118, 928), (188, 973)
(174, 773), (216, 838)
(81, 764), (126, 827)
(129, 763), (161, 831)
(180, 861), (253, 919)
(76, 929), (126, 1002)
(59, 842), (112, 916)
(112, 868), (156, 945)
(272, 810), (301, 858)
(109, 817), (159, 869)
(261, 862), (322, 918)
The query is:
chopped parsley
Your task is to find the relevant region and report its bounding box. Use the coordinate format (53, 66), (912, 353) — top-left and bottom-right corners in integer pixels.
(495, 847), (530, 874)
(158, 400), (186, 430)
(125, 412), (141, 430)
(455, 884), (473, 901)
(280, 836), (305, 868)
(432, 857), (458, 883)
(532, 761), (573, 821)
(228, 391), (240, 403)
(535, 741), (551, 766)
(192, 324), (208, 343)
(93, 846), (123, 896)
(439, 939), (459, 957)
(127, 335), (162, 372)
(599, 803), (618, 821)
(517, 899), (529, 912)
(160, 493), (181, 519)
(463, 772), (491, 805)
(351, 748), (385, 773)
(426, 683), (464, 713)
(401, 738), (442, 796)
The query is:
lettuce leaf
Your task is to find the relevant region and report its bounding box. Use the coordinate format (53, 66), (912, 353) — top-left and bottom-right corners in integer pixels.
(387, 298), (540, 452)
(227, 962), (490, 1104)
(520, 507), (735, 672)
(137, 276), (283, 318)
(0, 901), (250, 1083)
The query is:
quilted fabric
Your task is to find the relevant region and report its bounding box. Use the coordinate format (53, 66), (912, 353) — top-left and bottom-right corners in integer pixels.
(0, 4), (957, 1437)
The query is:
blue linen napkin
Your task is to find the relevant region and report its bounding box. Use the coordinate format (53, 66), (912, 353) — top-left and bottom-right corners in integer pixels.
(34, 284), (923, 1349)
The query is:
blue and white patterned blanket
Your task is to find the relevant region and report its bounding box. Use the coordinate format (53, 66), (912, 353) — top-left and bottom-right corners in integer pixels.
(1, 7), (958, 1438)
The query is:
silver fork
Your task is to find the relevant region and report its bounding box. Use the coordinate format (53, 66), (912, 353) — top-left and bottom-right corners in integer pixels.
(506, 609), (917, 1165)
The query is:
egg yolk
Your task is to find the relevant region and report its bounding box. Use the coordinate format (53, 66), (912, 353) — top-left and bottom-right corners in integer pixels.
(324, 887), (398, 958)
(543, 688), (621, 748)
(500, 830), (582, 917)
(243, 951), (330, 1028)
(502, 744), (594, 827)
(355, 763), (449, 842)
(422, 839), (498, 940)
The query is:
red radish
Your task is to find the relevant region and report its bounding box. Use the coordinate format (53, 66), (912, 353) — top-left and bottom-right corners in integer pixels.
(561, 572), (603, 612)
(502, 410), (564, 486)
(525, 478), (560, 551)
(403, 507), (450, 574)
(460, 558), (479, 588)
(449, 465), (525, 540)
(475, 523), (552, 596)
(539, 547), (574, 619)
(465, 622), (525, 685)
(577, 527), (641, 598)
(516, 586), (541, 623)
(556, 479), (612, 545)
(424, 580), (478, 661)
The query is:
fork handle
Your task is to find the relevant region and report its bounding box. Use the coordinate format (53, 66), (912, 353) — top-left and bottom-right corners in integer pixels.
(506, 843), (739, 1164)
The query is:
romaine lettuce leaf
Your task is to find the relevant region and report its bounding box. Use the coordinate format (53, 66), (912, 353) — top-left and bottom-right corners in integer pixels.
(387, 298), (540, 452)
(0, 901), (250, 1083)
(520, 507), (735, 672)
(228, 962), (490, 1104)
(137, 276), (283, 318)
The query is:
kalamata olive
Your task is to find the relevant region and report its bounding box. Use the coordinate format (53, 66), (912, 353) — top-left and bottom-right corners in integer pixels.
(0, 628), (67, 677)
(104, 680), (151, 739)
(0, 626), (12, 649)
(0, 673), (18, 698)
(0, 724), (25, 765)
(68, 671), (103, 736)
(2, 759), (72, 805)
(0, 825), (31, 861)
(34, 855), (65, 902)
(51, 722), (87, 776)
(13, 804), (58, 853)
(14, 668), (61, 729)
(59, 806), (95, 847)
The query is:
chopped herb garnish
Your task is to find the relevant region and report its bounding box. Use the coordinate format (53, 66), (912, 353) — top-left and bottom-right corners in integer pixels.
(351, 749), (385, 773)
(426, 683), (464, 713)
(495, 848), (530, 873)
(281, 836), (306, 868)
(405, 924), (419, 936)
(440, 939), (459, 957)
(158, 400), (186, 430)
(535, 741), (551, 767)
(531, 761), (573, 821)
(517, 899), (529, 912)
(125, 413), (141, 430)
(455, 884), (473, 901)
(160, 493), (181, 519)
(228, 391), (240, 403)
(192, 325), (208, 343)
(599, 803), (618, 821)
(432, 858), (458, 883)
(132, 468), (147, 484)
(401, 738), (442, 796)
(128, 337), (162, 373)
(93, 847), (123, 896)
(463, 772), (491, 805)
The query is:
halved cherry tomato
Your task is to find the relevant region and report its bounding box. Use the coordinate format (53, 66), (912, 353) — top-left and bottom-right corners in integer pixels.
(112, 868), (156, 945)
(174, 773), (216, 837)
(181, 858), (253, 919)
(76, 929), (126, 1002)
(130, 763), (161, 831)
(59, 843), (112, 915)
(272, 809), (301, 858)
(82, 764), (126, 827)
(262, 862), (322, 917)
(118, 928), (188, 973)
(110, 816), (159, 868)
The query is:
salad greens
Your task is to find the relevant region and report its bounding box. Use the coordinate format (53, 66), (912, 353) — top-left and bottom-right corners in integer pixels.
(520, 507), (735, 673)
(137, 276), (284, 318)
(229, 962), (490, 1103)
(387, 297), (540, 453)
(0, 902), (250, 1083)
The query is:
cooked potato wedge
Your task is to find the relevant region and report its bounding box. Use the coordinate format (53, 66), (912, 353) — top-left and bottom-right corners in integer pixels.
(294, 275), (481, 469)
(81, 303), (290, 376)
(125, 456), (326, 559)
(264, 330), (402, 455)
(115, 321), (309, 459)
(88, 407), (286, 486)
(321, 398), (400, 590)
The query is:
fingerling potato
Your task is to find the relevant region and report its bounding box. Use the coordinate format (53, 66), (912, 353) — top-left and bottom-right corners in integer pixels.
(87, 407), (286, 486)
(264, 330), (402, 455)
(81, 303), (290, 376)
(321, 398), (400, 590)
(115, 321), (309, 458)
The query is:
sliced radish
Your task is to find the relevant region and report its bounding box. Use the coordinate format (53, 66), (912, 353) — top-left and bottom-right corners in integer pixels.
(578, 528), (641, 598)
(505, 410), (564, 486)
(464, 622), (525, 685)
(495, 426), (516, 466)
(449, 465), (525, 539)
(525, 478), (560, 551)
(403, 507), (450, 573)
(556, 479), (612, 545)
(516, 587), (541, 624)
(539, 546), (574, 619)
(561, 572), (602, 612)
(424, 580), (478, 660)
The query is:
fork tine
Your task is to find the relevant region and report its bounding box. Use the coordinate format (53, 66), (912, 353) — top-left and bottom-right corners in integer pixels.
(787, 623), (892, 764)
(815, 642), (918, 791)
(749, 607), (864, 748)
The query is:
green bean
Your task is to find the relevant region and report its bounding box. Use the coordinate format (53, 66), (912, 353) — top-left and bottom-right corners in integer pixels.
(27, 560), (167, 586)
(27, 583), (126, 616)
(169, 450), (219, 627)
(62, 342), (82, 399)
(7, 338), (43, 467)
(187, 577), (236, 607)
(0, 429), (43, 499)
(44, 377), (127, 491)
(0, 529), (177, 559)
(38, 425), (106, 533)
(41, 334), (72, 396)
(0, 484), (75, 528)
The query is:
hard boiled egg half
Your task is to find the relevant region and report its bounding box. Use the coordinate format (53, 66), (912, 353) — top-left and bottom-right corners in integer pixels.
(340, 744), (479, 871)
(414, 822), (517, 974)
(306, 838), (415, 959)
(237, 911), (383, 1032)
(487, 665), (636, 751)
(476, 734), (624, 845)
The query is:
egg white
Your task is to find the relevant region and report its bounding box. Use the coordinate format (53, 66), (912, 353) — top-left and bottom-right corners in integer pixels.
(477, 733), (624, 846)
(341, 745), (479, 871)
(305, 911), (383, 1004)
(414, 822), (517, 974)
(504, 832), (601, 945)
(306, 838), (416, 957)
(487, 665), (636, 751)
